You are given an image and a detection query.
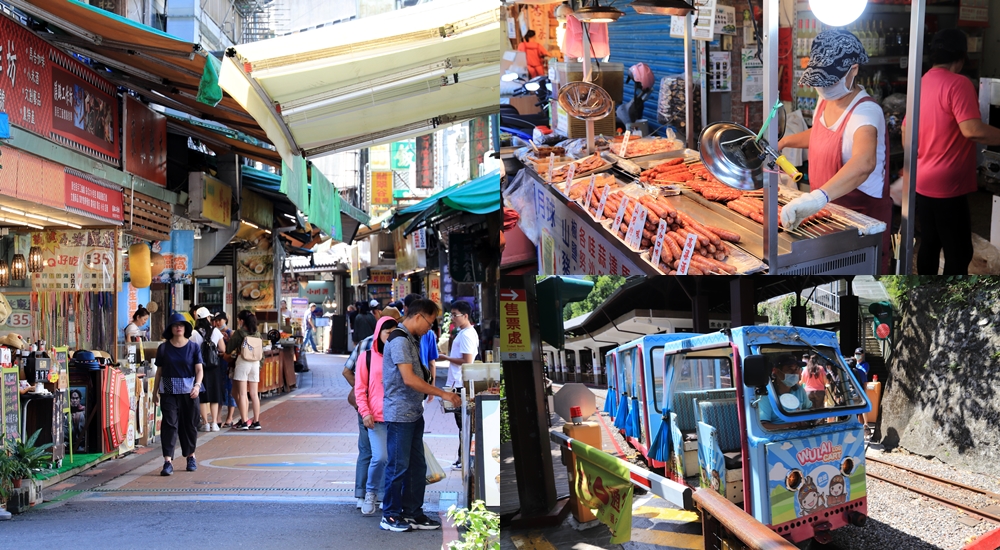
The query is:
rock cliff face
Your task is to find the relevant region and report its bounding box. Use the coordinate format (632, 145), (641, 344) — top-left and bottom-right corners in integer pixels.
(877, 282), (1000, 475)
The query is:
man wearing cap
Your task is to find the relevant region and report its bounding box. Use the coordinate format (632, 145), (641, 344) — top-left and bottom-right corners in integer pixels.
(853, 348), (870, 382)
(904, 29), (1000, 275)
(778, 30), (891, 273)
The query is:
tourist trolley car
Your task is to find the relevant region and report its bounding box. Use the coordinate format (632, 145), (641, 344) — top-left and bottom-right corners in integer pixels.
(605, 326), (871, 544)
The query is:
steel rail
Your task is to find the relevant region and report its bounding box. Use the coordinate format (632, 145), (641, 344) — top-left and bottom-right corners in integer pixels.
(867, 457), (1000, 500)
(866, 469), (1000, 524)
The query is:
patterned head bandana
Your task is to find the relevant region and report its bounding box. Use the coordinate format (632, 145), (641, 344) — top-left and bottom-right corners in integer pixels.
(800, 30), (869, 88)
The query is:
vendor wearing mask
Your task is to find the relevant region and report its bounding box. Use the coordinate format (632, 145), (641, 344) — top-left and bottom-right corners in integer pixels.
(905, 29), (1000, 275)
(778, 30), (891, 273)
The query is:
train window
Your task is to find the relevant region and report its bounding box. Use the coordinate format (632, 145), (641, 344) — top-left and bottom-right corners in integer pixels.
(673, 357), (734, 392)
(651, 348), (665, 412)
(623, 350), (633, 393)
(756, 345), (867, 429)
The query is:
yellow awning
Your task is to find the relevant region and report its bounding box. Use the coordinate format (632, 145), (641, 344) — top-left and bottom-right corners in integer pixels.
(219, 0), (502, 164)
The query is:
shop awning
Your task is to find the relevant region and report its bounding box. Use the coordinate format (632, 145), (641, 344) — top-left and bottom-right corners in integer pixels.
(14, 0), (269, 142)
(218, 0), (502, 164)
(387, 170), (500, 235)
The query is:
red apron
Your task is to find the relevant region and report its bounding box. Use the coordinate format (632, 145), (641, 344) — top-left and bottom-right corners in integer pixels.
(808, 97), (892, 273)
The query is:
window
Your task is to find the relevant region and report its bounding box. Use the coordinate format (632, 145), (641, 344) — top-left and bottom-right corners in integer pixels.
(623, 351), (633, 394)
(651, 347), (664, 412)
(756, 345), (867, 425)
(673, 357), (734, 392)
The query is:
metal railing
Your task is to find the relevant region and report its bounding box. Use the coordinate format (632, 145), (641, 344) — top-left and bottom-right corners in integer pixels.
(550, 430), (798, 550)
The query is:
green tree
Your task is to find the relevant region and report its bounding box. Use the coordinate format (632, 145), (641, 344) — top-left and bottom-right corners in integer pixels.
(563, 276), (627, 320)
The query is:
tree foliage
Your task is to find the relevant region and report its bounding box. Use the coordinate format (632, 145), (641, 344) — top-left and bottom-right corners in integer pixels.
(562, 276), (627, 321)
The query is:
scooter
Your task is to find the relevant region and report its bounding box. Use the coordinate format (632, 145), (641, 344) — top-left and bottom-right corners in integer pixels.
(616, 62), (654, 133)
(500, 75), (552, 137)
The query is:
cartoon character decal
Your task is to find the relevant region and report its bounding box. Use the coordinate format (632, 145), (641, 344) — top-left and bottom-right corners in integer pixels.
(765, 430), (866, 525)
(697, 421), (726, 498)
(670, 412), (685, 480)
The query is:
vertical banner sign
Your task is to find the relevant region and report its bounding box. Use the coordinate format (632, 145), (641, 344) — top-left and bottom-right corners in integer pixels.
(469, 116), (491, 180)
(413, 228), (428, 250)
(64, 170), (125, 223)
(390, 140), (415, 170)
(123, 95), (168, 186)
(427, 271), (442, 311)
(393, 278), (409, 302)
(572, 439), (635, 544)
(369, 144), (391, 171)
(415, 134), (435, 189)
(499, 289), (531, 360)
(371, 170), (394, 206)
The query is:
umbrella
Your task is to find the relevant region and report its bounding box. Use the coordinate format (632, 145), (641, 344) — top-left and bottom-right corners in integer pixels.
(613, 393), (630, 430)
(604, 386), (617, 416)
(101, 368), (130, 452)
(648, 415), (671, 462)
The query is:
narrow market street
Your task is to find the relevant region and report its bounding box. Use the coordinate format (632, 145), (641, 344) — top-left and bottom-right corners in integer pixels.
(0, 354), (465, 550)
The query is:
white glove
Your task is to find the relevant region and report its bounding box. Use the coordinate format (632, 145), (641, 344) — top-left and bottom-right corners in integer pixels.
(780, 189), (829, 231)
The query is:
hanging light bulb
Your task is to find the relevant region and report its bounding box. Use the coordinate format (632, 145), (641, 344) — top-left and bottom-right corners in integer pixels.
(11, 253), (26, 280)
(0, 258), (9, 287)
(28, 246), (44, 273)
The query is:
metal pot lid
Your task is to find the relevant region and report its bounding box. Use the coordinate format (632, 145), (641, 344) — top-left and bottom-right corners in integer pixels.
(698, 122), (765, 191)
(557, 81), (614, 121)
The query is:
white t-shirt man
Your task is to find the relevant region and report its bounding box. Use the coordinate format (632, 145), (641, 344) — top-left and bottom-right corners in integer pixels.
(815, 90), (887, 198)
(447, 326), (479, 388)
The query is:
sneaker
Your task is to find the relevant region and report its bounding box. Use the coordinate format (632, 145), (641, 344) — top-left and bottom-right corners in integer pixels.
(198, 424), (210, 432)
(210, 423), (220, 432)
(357, 498), (364, 509)
(379, 516), (412, 532)
(249, 421), (262, 431)
(452, 463), (463, 471)
(186, 457), (197, 472)
(232, 420), (249, 431)
(404, 515), (441, 530)
(160, 461), (173, 476)
(361, 492), (377, 515)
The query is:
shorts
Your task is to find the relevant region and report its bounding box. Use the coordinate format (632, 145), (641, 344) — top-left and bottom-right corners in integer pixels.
(233, 358), (260, 383)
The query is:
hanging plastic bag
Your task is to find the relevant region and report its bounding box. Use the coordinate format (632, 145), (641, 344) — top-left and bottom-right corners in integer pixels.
(425, 441), (447, 484)
(503, 170), (539, 245)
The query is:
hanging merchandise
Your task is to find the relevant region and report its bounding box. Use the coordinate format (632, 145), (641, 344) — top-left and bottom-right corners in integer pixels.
(564, 15), (610, 59)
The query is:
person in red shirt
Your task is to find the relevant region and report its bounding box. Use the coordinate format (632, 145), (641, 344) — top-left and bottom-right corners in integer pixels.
(517, 30), (551, 79)
(906, 29), (1000, 274)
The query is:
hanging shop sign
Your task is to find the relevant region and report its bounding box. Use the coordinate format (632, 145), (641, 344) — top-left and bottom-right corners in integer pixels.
(390, 140), (415, 170)
(237, 237), (276, 310)
(393, 226), (427, 275)
(533, 179), (644, 276)
(123, 95), (167, 187)
(500, 288), (531, 361)
(300, 281), (335, 302)
(369, 269), (393, 285)
(415, 134), (435, 189)
(469, 116), (491, 180)
(371, 170), (394, 206)
(30, 229), (119, 291)
(393, 278), (409, 302)
(370, 144), (391, 171)
(427, 271), (442, 311)
(188, 172), (233, 228)
(350, 245), (361, 287)
(449, 233), (489, 283)
(413, 227), (428, 250)
(64, 169), (125, 223)
(149, 230), (194, 284)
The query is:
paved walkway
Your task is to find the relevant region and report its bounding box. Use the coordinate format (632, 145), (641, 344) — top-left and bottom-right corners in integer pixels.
(31, 354), (466, 549)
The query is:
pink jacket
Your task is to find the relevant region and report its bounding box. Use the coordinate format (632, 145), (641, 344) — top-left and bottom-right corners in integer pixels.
(355, 316), (393, 422)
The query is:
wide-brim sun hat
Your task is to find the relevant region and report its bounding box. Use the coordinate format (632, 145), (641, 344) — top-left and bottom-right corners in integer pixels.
(162, 312), (193, 339)
(800, 30), (869, 88)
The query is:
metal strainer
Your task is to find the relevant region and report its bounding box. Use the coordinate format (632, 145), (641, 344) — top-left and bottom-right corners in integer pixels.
(557, 81), (614, 121)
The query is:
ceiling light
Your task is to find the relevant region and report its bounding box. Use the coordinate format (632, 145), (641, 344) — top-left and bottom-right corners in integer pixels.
(631, 0), (696, 16)
(809, 0), (867, 26)
(0, 259), (8, 286)
(25, 213), (47, 221)
(10, 253), (26, 280)
(64, 221), (83, 229)
(0, 206), (25, 216)
(28, 246), (43, 273)
(573, 2), (625, 23)
(243, 220), (260, 229)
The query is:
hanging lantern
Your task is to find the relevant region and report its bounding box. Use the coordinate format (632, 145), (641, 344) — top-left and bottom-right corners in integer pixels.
(10, 254), (26, 280)
(28, 246), (43, 273)
(0, 259), (9, 287)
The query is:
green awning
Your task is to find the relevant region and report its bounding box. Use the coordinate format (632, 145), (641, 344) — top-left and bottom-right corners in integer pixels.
(389, 170), (500, 234)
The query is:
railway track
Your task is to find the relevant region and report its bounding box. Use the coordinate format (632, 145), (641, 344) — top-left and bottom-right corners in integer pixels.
(866, 456), (1000, 524)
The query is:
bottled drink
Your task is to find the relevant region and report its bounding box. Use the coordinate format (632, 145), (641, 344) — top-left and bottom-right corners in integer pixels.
(886, 27), (897, 55)
(878, 21), (886, 56)
(810, 20), (818, 51)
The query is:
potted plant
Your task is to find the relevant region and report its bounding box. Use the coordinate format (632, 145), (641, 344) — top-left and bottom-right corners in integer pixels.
(446, 500), (499, 550)
(4, 430), (53, 505)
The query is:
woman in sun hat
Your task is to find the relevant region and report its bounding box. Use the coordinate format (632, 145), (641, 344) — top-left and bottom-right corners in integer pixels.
(153, 312), (204, 476)
(778, 29), (891, 272)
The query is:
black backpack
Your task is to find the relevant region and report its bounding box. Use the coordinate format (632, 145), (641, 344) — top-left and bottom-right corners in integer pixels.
(199, 329), (220, 370)
(387, 328), (432, 384)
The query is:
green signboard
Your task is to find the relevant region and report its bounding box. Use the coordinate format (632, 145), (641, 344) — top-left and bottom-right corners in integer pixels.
(390, 141), (416, 170)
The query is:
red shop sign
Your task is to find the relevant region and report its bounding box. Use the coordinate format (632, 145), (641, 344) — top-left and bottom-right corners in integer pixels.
(415, 134), (435, 189)
(64, 171), (124, 222)
(123, 95), (167, 186)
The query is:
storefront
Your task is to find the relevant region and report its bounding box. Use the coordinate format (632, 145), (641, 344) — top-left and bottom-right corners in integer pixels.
(501, 1), (1000, 276)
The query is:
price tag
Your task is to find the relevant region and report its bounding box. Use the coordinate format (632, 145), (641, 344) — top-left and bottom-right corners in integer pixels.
(613, 196), (630, 232)
(583, 174), (597, 209)
(565, 162), (577, 187)
(624, 204), (648, 250)
(676, 232), (699, 275)
(547, 152), (555, 182)
(651, 219), (669, 268)
(595, 185), (610, 221)
(619, 130), (632, 157)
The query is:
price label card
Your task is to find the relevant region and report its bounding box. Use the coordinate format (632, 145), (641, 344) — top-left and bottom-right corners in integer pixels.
(565, 162), (577, 188)
(676, 232), (699, 275)
(583, 174), (597, 209)
(619, 130), (632, 157)
(625, 204), (648, 250)
(547, 152), (555, 182)
(595, 185), (610, 221)
(613, 196), (630, 232)
(651, 219), (669, 268)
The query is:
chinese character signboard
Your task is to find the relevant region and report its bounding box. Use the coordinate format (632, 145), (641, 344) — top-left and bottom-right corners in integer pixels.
(427, 271), (442, 310)
(150, 230), (194, 284)
(413, 227), (427, 250)
(415, 134), (435, 189)
(449, 233), (488, 283)
(30, 229), (118, 291)
(64, 170), (124, 223)
(533, 179), (644, 276)
(371, 170), (393, 206)
(499, 289), (531, 360)
(2, 366), (21, 442)
(393, 278), (409, 302)
(469, 116), (490, 180)
(390, 141), (415, 170)
(123, 95), (167, 186)
(0, 292), (31, 342)
(369, 270), (393, 285)
(370, 144), (391, 171)
(202, 175), (232, 227)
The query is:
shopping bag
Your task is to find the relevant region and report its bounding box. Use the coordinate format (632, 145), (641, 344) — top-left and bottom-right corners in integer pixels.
(425, 441), (446, 484)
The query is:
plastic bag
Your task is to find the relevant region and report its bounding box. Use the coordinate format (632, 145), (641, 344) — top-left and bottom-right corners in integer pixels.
(425, 441), (447, 484)
(503, 169), (539, 245)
